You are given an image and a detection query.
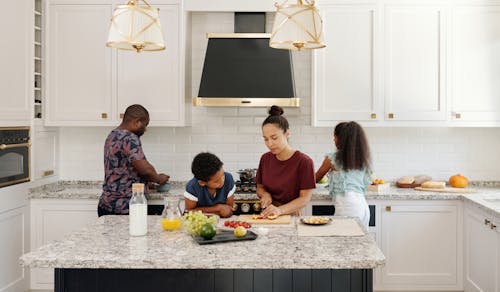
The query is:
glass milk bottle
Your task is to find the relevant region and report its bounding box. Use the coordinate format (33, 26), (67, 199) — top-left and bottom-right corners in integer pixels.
(129, 183), (148, 236)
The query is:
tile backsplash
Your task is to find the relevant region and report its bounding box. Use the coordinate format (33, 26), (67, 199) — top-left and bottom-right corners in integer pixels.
(58, 12), (500, 182)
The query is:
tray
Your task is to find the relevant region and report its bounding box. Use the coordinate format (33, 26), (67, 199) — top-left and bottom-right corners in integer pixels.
(192, 230), (258, 245)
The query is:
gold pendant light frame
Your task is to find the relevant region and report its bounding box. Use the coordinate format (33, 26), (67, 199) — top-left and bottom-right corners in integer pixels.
(270, 0), (326, 51)
(106, 0), (165, 52)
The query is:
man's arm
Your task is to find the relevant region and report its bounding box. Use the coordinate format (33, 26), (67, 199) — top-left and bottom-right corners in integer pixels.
(132, 160), (169, 184)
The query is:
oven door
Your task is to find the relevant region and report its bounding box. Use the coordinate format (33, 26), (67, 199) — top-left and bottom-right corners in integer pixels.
(0, 143), (30, 187)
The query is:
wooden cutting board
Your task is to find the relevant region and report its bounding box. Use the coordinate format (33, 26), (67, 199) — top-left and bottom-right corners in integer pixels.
(414, 187), (476, 193)
(238, 214), (292, 224)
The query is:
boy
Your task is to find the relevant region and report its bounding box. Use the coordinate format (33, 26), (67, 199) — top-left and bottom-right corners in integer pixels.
(184, 152), (235, 218)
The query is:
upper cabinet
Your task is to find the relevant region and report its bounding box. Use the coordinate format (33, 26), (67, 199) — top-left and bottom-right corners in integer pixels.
(0, 0), (32, 125)
(313, 0), (500, 127)
(313, 4), (380, 127)
(451, 5), (500, 124)
(384, 5), (446, 122)
(45, 0), (185, 127)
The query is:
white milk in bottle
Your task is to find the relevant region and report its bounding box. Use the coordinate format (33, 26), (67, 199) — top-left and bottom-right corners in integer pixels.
(129, 183), (147, 236)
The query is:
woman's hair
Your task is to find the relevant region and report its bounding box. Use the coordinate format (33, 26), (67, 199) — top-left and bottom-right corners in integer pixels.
(334, 121), (371, 171)
(262, 105), (289, 132)
(191, 152), (223, 182)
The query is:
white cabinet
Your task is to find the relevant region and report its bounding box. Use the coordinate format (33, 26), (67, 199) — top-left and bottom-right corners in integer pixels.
(45, 0), (185, 127)
(378, 201), (462, 291)
(0, 185), (30, 292)
(383, 5), (447, 122)
(0, 0), (32, 125)
(451, 5), (500, 124)
(30, 199), (98, 290)
(464, 203), (500, 292)
(313, 3), (380, 126)
(33, 127), (59, 180)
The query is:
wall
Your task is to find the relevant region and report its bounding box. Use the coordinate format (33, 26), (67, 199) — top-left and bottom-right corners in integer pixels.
(58, 12), (500, 182)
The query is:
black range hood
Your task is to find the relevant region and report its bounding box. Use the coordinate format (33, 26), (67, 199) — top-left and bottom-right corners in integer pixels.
(193, 13), (299, 107)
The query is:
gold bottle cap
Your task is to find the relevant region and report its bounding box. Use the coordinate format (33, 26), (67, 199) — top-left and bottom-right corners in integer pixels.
(132, 183), (144, 193)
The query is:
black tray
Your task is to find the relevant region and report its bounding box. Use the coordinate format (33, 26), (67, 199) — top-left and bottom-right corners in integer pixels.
(192, 230), (258, 245)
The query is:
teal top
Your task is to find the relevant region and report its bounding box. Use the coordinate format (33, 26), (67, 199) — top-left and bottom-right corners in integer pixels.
(327, 152), (372, 200)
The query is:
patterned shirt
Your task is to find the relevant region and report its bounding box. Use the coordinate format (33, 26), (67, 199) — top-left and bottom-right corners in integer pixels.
(99, 128), (147, 214)
(184, 172), (235, 207)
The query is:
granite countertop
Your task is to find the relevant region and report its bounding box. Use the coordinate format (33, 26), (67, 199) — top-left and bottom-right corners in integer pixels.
(29, 181), (500, 216)
(20, 216), (385, 270)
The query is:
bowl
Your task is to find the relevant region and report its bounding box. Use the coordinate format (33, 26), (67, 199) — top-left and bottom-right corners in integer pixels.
(156, 183), (171, 192)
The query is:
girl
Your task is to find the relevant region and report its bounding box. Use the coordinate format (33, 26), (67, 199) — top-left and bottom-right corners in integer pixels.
(315, 121), (372, 227)
(257, 105), (316, 218)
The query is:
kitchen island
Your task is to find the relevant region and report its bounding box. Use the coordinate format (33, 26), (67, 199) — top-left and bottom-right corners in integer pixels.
(21, 215), (385, 292)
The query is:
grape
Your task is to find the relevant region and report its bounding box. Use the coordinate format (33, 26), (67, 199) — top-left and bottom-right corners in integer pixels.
(182, 211), (217, 235)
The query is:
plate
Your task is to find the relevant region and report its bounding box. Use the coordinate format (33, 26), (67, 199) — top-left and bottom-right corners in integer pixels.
(300, 217), (332, 225)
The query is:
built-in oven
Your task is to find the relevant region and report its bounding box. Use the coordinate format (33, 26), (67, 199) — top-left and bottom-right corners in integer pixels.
(0, 127), (30, 188)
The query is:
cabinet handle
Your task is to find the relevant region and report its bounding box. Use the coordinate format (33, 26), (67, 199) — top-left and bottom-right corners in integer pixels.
(388, 113), (394, 119)
(385, 206), (391, 212)
(41, 170), (54, 177)
(484, 219), (491, 225)
(120, 113), (124, 119)
(371, 113), (377, 119)
(101, 113), (108, 119)
(455, 113), (461, 119)
(491, 224), (497, 230)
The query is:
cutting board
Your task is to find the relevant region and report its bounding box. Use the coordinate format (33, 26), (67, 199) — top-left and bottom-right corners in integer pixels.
(414, 187), (476, 193)
(238, 214), (292, 224)
(297, 218), (365, 237)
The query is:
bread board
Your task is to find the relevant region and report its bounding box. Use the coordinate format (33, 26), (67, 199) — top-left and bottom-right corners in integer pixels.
(414, 187), (476, 193)
(238, 214), (292, 224)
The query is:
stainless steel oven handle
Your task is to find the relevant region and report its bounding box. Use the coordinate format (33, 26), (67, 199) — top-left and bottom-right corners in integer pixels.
(0, 142), (31, 150)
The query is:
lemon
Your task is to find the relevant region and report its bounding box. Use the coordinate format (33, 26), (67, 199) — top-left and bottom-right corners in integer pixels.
(199, 223), (216, 240)
(234, 226), (247, 238)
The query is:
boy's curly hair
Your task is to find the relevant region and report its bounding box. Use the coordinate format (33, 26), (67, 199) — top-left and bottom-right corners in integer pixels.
(191, 152), (223, 182)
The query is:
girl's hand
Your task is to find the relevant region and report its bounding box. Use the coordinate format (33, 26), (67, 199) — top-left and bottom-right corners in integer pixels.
(259, 193), (273, 209)
(260, 204), (282, 218)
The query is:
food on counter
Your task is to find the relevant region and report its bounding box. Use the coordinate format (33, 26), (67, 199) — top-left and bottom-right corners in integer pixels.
(301, 216), (331, 225)
(414, 175), (432, 185)
(161, 218), (182, 231)
(234, 226), (247, 238)
(199, 223), (216, 240)
(224, 220), (251, 229)
(397, 176), (415, 184)
(252, 214), (279, 220)
(420, 181), (446, 189)
(449, 174), (469, 188)
(182, 211), (218, 235)
(371, 178), (385, 185)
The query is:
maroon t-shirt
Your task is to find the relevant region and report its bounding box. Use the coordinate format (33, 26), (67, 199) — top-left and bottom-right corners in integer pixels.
(256, 151), (316, 204)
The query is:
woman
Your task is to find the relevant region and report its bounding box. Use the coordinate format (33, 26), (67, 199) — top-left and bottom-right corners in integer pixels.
(257, 106), (316, 217)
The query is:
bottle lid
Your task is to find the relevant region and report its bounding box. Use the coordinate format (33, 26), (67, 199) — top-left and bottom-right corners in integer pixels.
(132, 183), (144, 193)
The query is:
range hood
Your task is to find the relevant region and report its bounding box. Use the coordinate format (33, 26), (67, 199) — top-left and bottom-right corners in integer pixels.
(193, 13), (299, 107)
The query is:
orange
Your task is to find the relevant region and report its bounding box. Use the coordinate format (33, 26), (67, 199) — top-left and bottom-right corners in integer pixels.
(449, 174), (468, 188)
(162, 218), (182, 231)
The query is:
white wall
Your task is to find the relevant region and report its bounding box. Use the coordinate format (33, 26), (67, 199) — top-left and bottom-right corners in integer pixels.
(58, 12), (500, 182)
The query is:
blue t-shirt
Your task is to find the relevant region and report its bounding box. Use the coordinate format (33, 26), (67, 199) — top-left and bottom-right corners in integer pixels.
(184, 172), (235, 207)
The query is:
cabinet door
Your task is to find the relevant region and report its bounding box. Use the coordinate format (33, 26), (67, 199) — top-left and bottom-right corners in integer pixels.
(33, 130), (58, 180)
(313, 4), (379, 126)
(380, 203), (460, 289)
(464, 207), (497, 292)
(451, 6), (500, 123)
(46, 4), (114, 125)
(117, 4), (184, 126)
(384, 6), (446, 121)
(0, 0), (31, 124)
(30, 200), (98, 289)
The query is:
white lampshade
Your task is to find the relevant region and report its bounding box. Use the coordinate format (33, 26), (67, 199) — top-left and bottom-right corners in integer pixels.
(106, 0), (165, 52)
(270, 0), (326, 50)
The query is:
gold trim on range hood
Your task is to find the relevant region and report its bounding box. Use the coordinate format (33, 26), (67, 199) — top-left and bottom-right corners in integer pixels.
(192, 97), (300, 107)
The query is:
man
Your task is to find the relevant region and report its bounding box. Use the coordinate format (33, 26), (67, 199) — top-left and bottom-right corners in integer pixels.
(98, 104), (169, 216)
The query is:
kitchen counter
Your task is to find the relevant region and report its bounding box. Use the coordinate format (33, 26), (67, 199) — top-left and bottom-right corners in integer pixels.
(29, 181), (500, 216)
(21, 216), (384, 292)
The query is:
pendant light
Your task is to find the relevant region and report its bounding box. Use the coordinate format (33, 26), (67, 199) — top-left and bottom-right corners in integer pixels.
(106, 0), (165, 52)
(270, 0), (326, 50)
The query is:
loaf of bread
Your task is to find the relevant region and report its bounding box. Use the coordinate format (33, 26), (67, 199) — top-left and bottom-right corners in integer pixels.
(420, 181), (446, 189)
(414, 175), (432, 185)
(397, 176), (415, 184)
